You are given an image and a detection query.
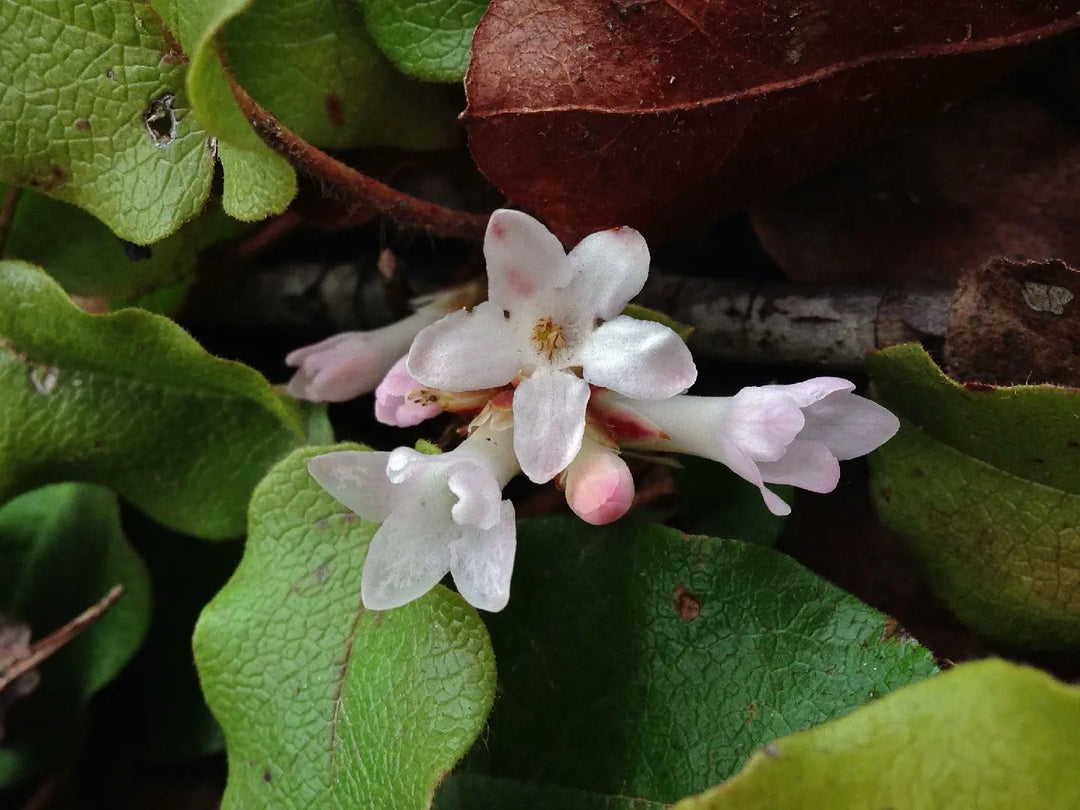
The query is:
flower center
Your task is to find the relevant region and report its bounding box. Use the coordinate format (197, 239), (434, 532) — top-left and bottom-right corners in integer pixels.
(531, 316), (566, 362)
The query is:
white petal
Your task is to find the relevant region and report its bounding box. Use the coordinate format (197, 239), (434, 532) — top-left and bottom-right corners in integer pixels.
(799, 392), (901, 460)
(711, 436), (792, 517)
(449, 501), (517, 612)
(580, 316), (697, 399)
(447, 458), (504, 531)
(562, 227), (650, 320)
(360, 509), (453, 610)
(407, 302), (521, 391)
(513, 370), (591, 483)
(307, 451), (396, 522)
(725, 387), (805, 461)
(484, 209), (571, 308)
(764, 377), (854, 408)
(286, 334), (387, 403)
(758, 440), (841, 493)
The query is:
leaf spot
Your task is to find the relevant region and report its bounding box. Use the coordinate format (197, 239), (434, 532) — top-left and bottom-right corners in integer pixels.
(28, 366), (59, 395)
(325, 94), (345, 128)
(672, 584), (700, 621)
(143, 94), (177, 148)
(763, 742), (780, 759)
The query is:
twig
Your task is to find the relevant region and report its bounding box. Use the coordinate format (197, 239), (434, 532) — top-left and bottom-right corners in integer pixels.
(0, 185), (22, 256)
(218, 55), (488, 243)
(0, 585), (124, 692)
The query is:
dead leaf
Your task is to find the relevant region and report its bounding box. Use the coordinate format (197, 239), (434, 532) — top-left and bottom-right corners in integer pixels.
(945, 257), (1080, 386)
(752, 96), (1080, 285)
(464, 1), (1080, 243)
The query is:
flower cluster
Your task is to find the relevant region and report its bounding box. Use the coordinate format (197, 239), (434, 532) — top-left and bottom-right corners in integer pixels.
(291, 210), (899, 611)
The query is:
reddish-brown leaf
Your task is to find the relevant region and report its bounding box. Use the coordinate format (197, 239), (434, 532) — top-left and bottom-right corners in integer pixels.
(751, 95), (1080, 286)
(464, 0), (1080, 243)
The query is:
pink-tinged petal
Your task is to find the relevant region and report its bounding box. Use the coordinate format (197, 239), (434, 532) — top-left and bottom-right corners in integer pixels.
(407, 302), (521, 391)
(799, 392), (901, 460)
(580, 316), (697, 399)
(449, 501), (517, 612)
(360, 509), (454, 610)
(562, 227), (650, 320)
(513, 370), (591, 483)
(374, 356), (443, 427)
(710, 436), (792, 517)
(563, 444), (635, 525)
(758, 440), (841, 493)
(286, 334), (389, 403)
(447, 458), (504, 530)
(484, 209), (571, 309)
(764, 377), (854, 408)
(307, 451), (395, 522)
(725, 387), (805, 461)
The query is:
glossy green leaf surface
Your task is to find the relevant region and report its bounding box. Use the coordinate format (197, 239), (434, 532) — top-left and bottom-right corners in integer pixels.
(0, 260), (317, 538)
(675, 660), (1080, 810)
(194, 445), (496, 809)
(0, 0), (215, 242)
(468, 517), (937, 804)
(436, 774), (666, 810)
(0, 484), (151, 786)
(359, 0), (488, 82)
(868, 343), (1080, 650)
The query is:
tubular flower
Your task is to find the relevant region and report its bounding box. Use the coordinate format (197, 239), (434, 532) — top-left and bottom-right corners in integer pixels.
(307, 422), (520, 612)
(374, 356), (444, 427)
(408, 209), (697, 484)
(594, 378), (899, 516)
(285, 283), (481, 403)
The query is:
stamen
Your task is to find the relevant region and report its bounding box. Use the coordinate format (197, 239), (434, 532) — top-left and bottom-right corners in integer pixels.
(531, 316), (566, 361)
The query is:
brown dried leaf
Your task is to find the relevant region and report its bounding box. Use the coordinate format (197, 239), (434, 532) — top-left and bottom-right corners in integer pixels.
(752, 96), (1080, 285)
(945, 257), (1080, 386)
(464, 1), (1080, 243)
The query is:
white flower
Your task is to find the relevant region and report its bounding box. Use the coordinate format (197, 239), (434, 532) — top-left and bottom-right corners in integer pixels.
(285, 283), (481, 403)
(594, 378), (899, 516)
(307, 423), (520, 611)
(407, 209), (697, 484)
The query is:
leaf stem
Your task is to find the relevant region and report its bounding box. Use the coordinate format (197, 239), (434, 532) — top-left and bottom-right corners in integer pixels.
(218, 55), (488, 243)
(0, 585), (124, 692)
(0, 186), (22, 256)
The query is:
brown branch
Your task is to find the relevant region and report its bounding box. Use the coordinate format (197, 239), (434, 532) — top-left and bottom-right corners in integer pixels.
(0, 185), (22, 256)
(219, 59), (488, 244)
(0, 585), (124, 692)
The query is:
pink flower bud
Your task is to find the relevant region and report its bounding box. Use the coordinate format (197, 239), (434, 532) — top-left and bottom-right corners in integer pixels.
(375, 357), (443, 427)
(562, 438), (635, 525)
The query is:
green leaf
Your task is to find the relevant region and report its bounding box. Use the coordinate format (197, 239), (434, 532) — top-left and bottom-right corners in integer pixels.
(674, 660), (1080, 810)
(868, 343), (1080, 650)
(0, 484), (151, 787)
(436, 775), (667, 810)
(467, 517), (937, 804)
(0, 260), (319, 538)
(0, 0), (216, 242)
(2, 186), (246, 300)
(117, 509), (243, 760)
(194, 444), (496, 809)
(227, 0), (463, 149)
(359, 0), (488, 83)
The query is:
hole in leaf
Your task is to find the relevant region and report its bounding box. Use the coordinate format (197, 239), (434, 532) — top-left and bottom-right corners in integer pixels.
(143, 93), (177, 147)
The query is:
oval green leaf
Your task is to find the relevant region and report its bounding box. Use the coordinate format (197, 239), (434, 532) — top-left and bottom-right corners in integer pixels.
(467, 517), (937, 804)
(675, 659), (1080, 810)
(868, 343), (1080, 650)
(0, 483), (151, 787)
(0, 260), (317, 538)
(194, 444), (495, 809)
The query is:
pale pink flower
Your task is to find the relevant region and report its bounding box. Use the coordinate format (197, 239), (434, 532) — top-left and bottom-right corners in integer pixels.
(374, 356), (444, 427)
(595, 378), (899, 516)
(307, 423), (520, 612)
(560, 433), (635, 525)
(408, 209), (697, 484)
